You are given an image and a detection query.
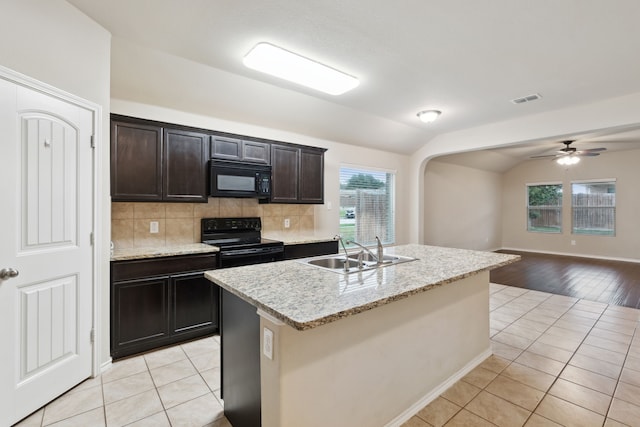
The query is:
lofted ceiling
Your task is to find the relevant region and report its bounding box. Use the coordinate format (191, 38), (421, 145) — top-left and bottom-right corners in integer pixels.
(67, 0), (640, 157)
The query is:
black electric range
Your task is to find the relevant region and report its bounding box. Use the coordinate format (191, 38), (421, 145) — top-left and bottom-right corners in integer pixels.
(201, 217), (284, 268)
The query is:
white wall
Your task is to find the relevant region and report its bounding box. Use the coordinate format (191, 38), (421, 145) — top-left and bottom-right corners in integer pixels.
(409, 94), (640, 244)
(423, 161), (502, 250)
(502, 149), (640, 261)
(1, 1), (111, 366)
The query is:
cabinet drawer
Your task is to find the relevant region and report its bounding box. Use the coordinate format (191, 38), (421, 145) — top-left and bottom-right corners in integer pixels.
(112, 253), (217, 282)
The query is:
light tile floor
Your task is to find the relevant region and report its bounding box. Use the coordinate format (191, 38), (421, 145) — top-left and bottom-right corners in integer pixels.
(14, 336), (230, 427)
(15, 283), (640, 427)
(403, 283), (640, 427)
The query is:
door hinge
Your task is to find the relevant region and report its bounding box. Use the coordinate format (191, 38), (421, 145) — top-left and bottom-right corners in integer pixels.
(90, 232), (94, 245)
(90, 328), (95, 343)
(90, 134), (96, 148)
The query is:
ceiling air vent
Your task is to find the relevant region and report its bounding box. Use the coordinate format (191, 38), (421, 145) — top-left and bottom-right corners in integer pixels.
(511, 93), (542, 104)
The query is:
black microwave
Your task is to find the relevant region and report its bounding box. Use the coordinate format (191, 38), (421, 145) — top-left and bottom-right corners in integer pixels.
(210, 160), (271, 199)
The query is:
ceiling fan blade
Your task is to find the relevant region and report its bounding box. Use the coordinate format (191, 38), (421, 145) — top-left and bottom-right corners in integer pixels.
(578, 147), (607, 153)
(530, 154), (561, 159)
(577, 152), (600, 157)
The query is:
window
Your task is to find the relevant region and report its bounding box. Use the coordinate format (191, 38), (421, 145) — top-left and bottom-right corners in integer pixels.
(527, 183), (562, 233)
(339, 166), (395, 247)
(572, 181), (616, 236)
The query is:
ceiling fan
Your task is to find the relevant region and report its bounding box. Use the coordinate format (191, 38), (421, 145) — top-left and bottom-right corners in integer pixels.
(531, 140), (606, 165)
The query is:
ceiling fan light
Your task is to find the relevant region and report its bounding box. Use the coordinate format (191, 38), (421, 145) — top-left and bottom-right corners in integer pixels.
(417, 110), (441, 123)
(556, 156), (580, 165)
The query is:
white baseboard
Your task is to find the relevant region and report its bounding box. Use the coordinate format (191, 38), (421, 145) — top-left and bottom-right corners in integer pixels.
(100, 358), (113, 374)
(499, 247), (640, 264)
(385, 348), (492, 427)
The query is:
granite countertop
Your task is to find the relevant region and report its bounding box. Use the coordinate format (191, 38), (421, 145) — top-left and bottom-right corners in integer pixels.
(111, 243), (219, 261)
(262, 233), (336, 245)
(205, 244), (519, 331)
(110, 236), (334, 261)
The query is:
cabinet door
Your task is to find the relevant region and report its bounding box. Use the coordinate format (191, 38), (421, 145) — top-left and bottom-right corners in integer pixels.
(111, 120), (163, 201)
(111, 277), (170, 358)
(271, 144), (299, 202)
(211, 136), (242, 161)
(242, 140), (270, 164)
(164, 128), (209, 202)
(171, 272), (219, 336)
(299, 148), (324, 203)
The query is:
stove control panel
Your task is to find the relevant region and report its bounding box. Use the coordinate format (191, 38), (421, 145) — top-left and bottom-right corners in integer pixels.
(202, 217), (262, 233)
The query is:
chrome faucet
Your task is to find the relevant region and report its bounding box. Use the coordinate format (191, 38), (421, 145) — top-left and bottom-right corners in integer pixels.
(334, 235), (351, 272)
(375, 236), (384, 263)
(346, 239), (381, 264)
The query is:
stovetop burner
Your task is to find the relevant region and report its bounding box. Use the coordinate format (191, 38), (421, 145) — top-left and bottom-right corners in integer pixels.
(201, 217), (283, 250)
(201, 217), (284, 268)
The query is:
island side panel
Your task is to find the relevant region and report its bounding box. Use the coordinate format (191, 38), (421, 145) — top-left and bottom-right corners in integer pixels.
(260, 272), (490, 427)
(221, 289), (261, 427)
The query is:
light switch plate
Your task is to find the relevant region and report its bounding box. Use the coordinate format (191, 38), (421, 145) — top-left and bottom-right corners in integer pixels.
(150, 221), (159, 233)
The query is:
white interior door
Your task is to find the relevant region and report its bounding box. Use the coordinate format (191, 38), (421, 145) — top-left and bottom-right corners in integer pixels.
(0, 77), (94, 426)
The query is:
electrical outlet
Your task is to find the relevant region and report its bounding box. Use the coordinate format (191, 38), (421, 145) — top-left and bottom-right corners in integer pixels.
(263, 327), (273, 360)
(571, 240), (576, 246)
(327, 201), (332, 210)
(284, 218), (290, 228)
(150, 221), (159, 233)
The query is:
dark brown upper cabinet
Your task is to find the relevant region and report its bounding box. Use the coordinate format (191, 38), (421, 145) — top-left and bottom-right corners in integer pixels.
(163, 128), (209, 202)
(211, 135), (270, 165)
(271, 144), (326, 204)
(111, 114), (325, 204)
(299, 148), (325, 203)
(111, 115), (209, 202)
(111, 119), (163, 201)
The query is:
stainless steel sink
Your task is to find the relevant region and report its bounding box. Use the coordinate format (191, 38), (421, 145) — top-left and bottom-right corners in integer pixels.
(348, 253), (400, 263)
(307, 257), (358, 269)
(300, 253), (417, 274)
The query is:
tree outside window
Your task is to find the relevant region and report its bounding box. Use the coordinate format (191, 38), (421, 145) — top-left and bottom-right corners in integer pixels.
(527, 184), (562, 233)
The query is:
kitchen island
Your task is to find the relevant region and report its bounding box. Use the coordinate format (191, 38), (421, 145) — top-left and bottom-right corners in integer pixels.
(205, 244), (519, 427)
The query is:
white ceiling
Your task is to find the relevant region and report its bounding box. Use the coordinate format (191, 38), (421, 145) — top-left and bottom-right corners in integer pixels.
(68, 0), (640, 158)
(434, 126), (640, 173)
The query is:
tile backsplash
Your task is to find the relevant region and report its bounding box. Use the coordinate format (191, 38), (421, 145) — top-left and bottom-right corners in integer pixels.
(111, 198), (315, 249)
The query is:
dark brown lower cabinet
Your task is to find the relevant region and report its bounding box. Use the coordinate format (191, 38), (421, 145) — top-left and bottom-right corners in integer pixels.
(283, 240), (338, 260)
(172, 271), (218, 335)
(113, 277), (170, 350)
(111, 254), (218, 359)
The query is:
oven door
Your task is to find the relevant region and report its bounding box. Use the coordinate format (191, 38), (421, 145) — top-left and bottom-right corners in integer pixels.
(210, 160), (271, 198)
(219, 246), (284, 268)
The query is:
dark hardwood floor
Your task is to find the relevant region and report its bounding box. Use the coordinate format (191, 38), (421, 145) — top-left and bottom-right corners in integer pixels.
(490, 250), (640, 309)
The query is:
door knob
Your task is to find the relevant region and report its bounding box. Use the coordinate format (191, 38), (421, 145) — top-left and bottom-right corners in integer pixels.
(0, 268), (19, 280)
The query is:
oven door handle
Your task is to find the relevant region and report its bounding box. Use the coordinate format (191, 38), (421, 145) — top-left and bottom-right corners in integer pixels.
(220, 246), (284, 258)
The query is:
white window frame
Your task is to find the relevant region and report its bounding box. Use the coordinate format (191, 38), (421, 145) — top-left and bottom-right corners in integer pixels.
(526, 182), (563, 233)
(339, 164), (396, 247)
(571, 179), (616, 237)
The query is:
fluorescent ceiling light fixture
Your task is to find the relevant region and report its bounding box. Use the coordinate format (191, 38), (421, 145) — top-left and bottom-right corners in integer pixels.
(417, 110), (441, 123)
(243, 42), (359, 96)
(556, 156), (580, 165)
